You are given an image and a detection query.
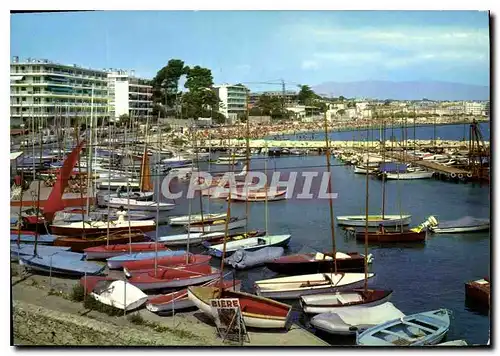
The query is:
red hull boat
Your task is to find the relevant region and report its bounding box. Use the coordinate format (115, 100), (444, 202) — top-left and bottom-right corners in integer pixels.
(355, 230), (426, 243)
(50, 224), (156, 237)
(465, 277), (490, 309)
(122, 254), (211, 275)
(84, 242), (170, 260)
(128, 264), (221, 291)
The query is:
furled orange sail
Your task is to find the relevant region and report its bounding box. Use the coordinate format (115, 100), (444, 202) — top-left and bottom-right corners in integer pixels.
(139, 147), (153, 192)
(43, 140), (86, 221)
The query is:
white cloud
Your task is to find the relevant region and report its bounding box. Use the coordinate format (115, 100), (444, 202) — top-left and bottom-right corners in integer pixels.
(301, 60), (319, 70)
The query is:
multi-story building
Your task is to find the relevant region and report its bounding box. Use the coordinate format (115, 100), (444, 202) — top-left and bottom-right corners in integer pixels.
(248, 90), (298, 108)
(464, 101), (487, 116)
(107, 70), (153, 121)
(213, 84), (248, 123)
(10, 57), (109, 127)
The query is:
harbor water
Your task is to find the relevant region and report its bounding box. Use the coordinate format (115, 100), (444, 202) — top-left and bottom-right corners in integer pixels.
(154, 143), (490, 345)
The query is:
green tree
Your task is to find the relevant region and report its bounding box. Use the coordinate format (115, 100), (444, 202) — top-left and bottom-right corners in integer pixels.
(118, 114), (130, 127)
(151, 59), (188, 116)
(338, 96), (346, 102)
(337, 109), (346, 116)
(297, 84), (316, 105)
(181, 66), (220, 119)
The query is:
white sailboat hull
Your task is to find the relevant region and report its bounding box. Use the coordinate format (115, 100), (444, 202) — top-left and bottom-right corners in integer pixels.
(91, 280), (148, 311)
(187, 218), (247, 233)
(105, 198), (175, 212)
(337, 215), (411, 227)
(254, 273), (375, 300)
(300, 291), (392, 314)
(385, 172), (434, 180)
(156, 233), (204, 246)
(169, 213), (227, 226)
(430, 224), (490, 233)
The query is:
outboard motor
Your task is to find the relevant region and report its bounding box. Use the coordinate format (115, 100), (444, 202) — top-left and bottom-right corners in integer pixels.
(411, 216), (438, 233)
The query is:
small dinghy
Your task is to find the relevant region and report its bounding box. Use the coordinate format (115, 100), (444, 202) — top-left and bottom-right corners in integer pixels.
(265, 252), (368, 275)
(84, 242), (170, 260)
(429, 216), (490, 233)
(50, 219), (156, 237)
(100, 191), (154, 202)
(186, 217), (247, 233)
(300, 289), (393, 314)
(201, 230), (266, 247)
(354, 229), (426, 243)
(122, 254), (211, 276)
(54, 209), (154, 222)
(310, 302), (405, 336)
(91, 280), (148, 311)
(337, 215), (411, 227)
(107, 249), (186, 269)
(20, 252), (105, 276)
(254, 272), (375, 300)
(156, 233), (204, 246)
(128, 264), (221, 291)
(385, 171), (434, 180)
(169, 213), (227, 226)
(207, 234), (291, 258)
(188, 286), (292, 329)
(104, 197), (175, 212)
(356, 309), (451, 346)
(10, 233), (57, 245)
(436, 340), (468, 346)
(224, 247), (285, 270)
(146, 279), (242, 313)
(10, 244), (71, 261)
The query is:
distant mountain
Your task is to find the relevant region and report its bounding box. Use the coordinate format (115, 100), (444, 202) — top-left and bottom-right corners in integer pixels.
(312, 81), (489, 101)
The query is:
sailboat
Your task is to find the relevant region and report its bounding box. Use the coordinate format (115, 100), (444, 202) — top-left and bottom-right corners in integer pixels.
(53, 230), (147, 252)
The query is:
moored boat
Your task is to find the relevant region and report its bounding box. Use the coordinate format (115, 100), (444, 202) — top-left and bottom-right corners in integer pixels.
(354, 229), (426, 243)
(186, 217), (247, 233)
(50, 219), (156, 237)
(127, 264), (221, 291)
(356, 309), (451, 346)
(201, 230), (266, 247)
(265, 251), (368, 275)
(84, 242), (170, 260)
(300, 289), (393, 314)
(19, 252), (105, 277)
(429, 216), (490, 234)
(107, 249), (186, 269)
(254, 272), (375, 300)
(168, 213), (227, 226)
(91, 280), (148, 311)
(187, 286), (292, 329)
(207, 234), (291, 258)
(122, 254), (211, 276)
(53, 231), (148, 252)
(337, 215), (412, 227)
(104, 197), (175, 212)
(465, 277), (490, 309)
(146, 279), (242, 313)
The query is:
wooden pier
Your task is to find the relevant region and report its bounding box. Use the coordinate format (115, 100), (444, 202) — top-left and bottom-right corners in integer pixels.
(387, 152), (471, 177)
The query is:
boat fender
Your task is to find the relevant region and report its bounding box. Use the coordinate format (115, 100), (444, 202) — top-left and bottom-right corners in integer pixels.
(450, 173), (456, 178)
(212, 219), (226, 225)
(458, 174), (464, 179)
(233, 235), (244, 240)
(467, 173), (472, 178)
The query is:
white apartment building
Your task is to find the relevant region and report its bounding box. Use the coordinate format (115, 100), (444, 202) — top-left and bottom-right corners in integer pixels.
(213, 84), (248, 123)
(464, 102), (487, 116)
(107, 70), (153, 121)
(10, 57), (153, 127)
(10, 57), (109, 127)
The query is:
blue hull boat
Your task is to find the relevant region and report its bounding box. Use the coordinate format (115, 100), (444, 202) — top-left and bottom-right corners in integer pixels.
(19, 252), (105, 276)
(10, 233), (57, 244)
(10, 244), (72, 261)
(356, 309), (451, 346)
(107, 250), (186, 269)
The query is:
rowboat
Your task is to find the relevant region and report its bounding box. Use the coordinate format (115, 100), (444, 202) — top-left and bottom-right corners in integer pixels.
(254, 272), (374, 300)
(355, 229), (426, 243)
(356, 309), (451, 346)
(96, 180), (141, 191)
(53, 209), (154, 223)
(201, 230), (266, 247)
(122, 254), (211, 276)
(207, 234), (292, 258)
(98, 191), (154, 203)
(104, 197), (175, 212)
(91, 280), (148, 311)
(84, 242), (170, 260)
(186, 217), (247, 233)
(309, 302), (405, 336)
(429, 216), (490, 233)
(146, 279), (242, 313)
(187, 286), (292, 329)
(107, 250), (186, 269)
(50, 219), (156, 237)
(354, 166), (377, 174)
(337, 215), (412, 227)
(19, 252), (105, 277)
(465, 277), (490, 309)
(229, 188), (287, 202)
(128, 264), (221, 291)
(168, 213), (227, 226)
(264, 252), (367, 275)
(53, 231), (147, 252)
(300, 289), (393, 314)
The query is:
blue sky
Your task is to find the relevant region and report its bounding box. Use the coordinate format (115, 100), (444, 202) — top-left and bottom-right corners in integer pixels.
(10, 11), (490, 91)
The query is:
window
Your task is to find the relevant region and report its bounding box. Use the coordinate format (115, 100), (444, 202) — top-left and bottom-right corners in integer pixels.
(22, 97), (26, 101)
(21, 87), (26, 91)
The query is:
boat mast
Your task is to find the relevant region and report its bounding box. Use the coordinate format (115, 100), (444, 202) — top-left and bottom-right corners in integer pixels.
(364, 126), (370, 293)
(86, 85), (94, 215)
(245, 90), (250, 234)
(193, 124), (205, 234)
(323, 111), (337, 273)
(154, 111), (162, 276)
(34, 123), (44, 256)
(106, 123), (112, 246)
(264, 159), (268, 235)
(218, 153), (235, 294)
(381, 117), (386, 220)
